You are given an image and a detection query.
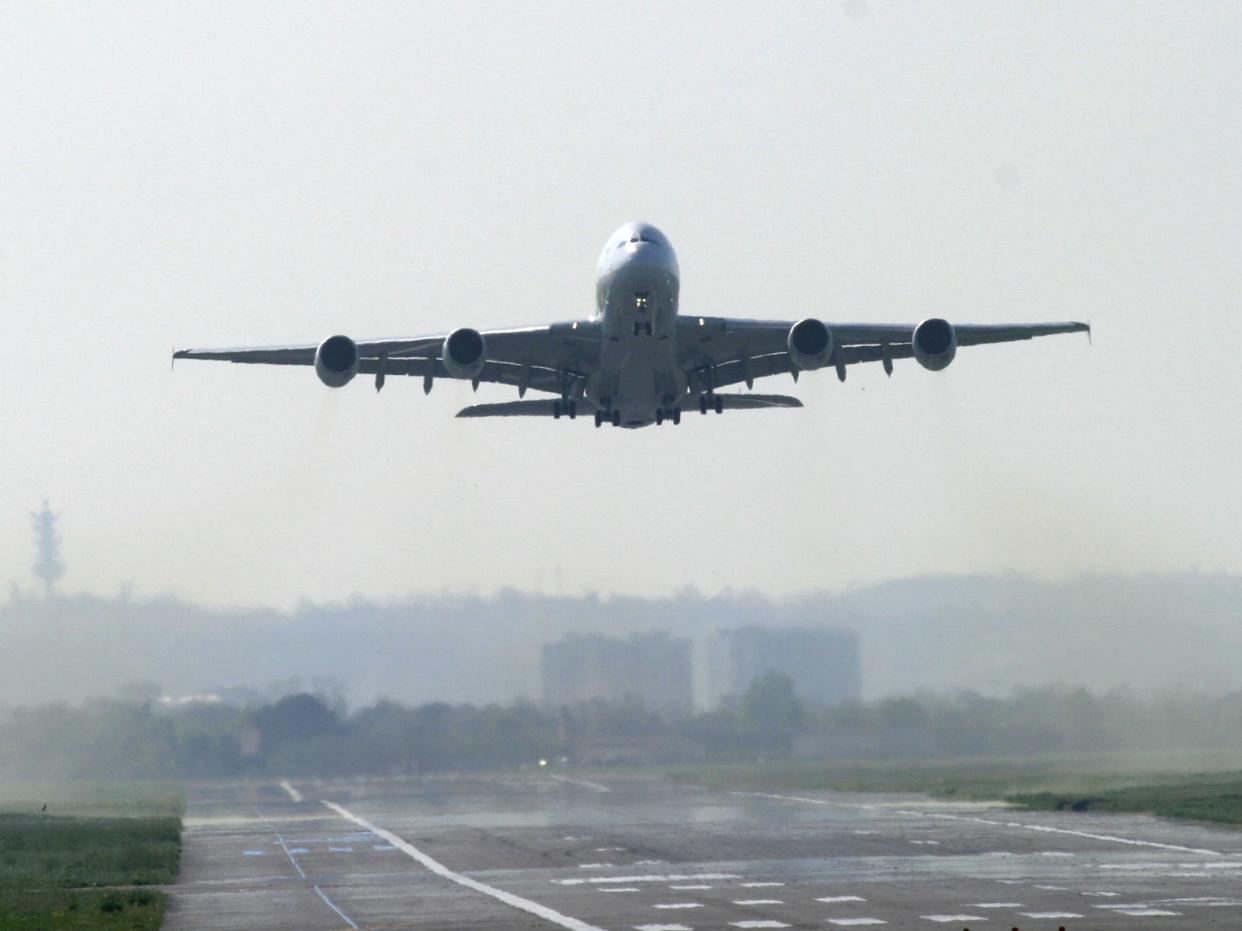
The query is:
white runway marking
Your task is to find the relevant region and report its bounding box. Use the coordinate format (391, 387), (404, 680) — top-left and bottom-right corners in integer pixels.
(670, 884), (712, 890)
(323, 800), (607, 931)
(740, 881), (784, 888)
(1082, 891), (1120, 897)
(328, 846), (353, 852)
(556, 873), (742, 886)
(314, 884), (359, 929)
(734, 898), (783, 905)
(242, 849), (265, 856)
(971, 902), (1023, 908)
(579, 862), (616, 869)
(730, 922), (790, 929)
(922, 915), (986, 923)
(827, 920), (887, 927)
(732, 790), (1224, 856)
(818, 896), (866, 903)
(653, 902), (703, 909)
(279, 780), (304, 802)
(1021, 912), (1082, 919)
(599, 887), (641, 892)
(1114, 908), (1181, 916)
(549, 774), (611, 793)
(596, 847), (627, 852)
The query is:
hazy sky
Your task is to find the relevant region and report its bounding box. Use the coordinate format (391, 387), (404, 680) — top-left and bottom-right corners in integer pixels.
(2, 2), (1239, 607)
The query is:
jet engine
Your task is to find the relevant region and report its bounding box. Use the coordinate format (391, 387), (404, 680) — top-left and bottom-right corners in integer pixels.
(787, 318), (833, 371)
(442, 327), (487, 379)
(314, 334), (359, 387)
(912, 317), (957, 371)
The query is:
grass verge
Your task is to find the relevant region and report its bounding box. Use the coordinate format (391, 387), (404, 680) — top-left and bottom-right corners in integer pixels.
(667, 754), (1242, 826)
(0, 784), (183, 931)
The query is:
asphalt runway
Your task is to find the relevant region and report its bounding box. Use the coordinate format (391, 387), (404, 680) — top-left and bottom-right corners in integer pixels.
(166, 772), (1242, 930)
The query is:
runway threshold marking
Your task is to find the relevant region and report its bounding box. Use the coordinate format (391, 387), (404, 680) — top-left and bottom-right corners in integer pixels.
(322, 800), (608, 931)
(732, 790), (1224, 856)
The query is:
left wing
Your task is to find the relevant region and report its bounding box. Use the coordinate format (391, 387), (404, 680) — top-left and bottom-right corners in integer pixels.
(677, 317), (1089, 391)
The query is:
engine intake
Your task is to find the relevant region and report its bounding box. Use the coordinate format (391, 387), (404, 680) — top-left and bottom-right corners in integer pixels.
(787, 318), (833, 371)
(314, 334), (359, 387)
(913, 317), (957, 371)
(442, 327), (487, 379)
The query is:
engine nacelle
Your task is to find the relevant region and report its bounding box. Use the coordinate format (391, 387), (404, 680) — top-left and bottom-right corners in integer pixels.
(913, 317), (957, 371)
(442, 327), (487, 379)
(314, 334), (359, 388)
(787, 318), (834, 371)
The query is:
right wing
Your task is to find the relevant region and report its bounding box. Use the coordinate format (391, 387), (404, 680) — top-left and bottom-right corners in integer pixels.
(173, 322), (602, 395)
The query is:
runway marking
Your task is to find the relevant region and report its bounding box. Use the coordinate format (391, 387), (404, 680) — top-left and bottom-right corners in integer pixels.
(596, 846), (627, 852)
(255, 806), (358, 930)
(323, 800), (608, 931)
(971, 902), (1023, 908)
(653, 902), (703, 909)
(328, 846), (353, 852)
(1034, 883), (1067, 890)
(1114, 908), (1181, 916)
(242, 849), (266, 856)
(279, 780), (304, 802)
(740, 881), (784, 887)
(556, 873), (742, 886)
(817, 896), (866, 903)
(579, 862), (616, 869)
(826, 920), (887, 927)
(314, 884), (360, 929)
(599, 887), (641, 892)
(671, 884), (713, 890)
(730, 922), (790, 929)
(1021, 913), (1082, 920)
(921, 916), (986, 923)
(732, 790), (1224, 856)
(1082, 891), (1120, 896)
(287, 847), (309, 854)
(734, 899), (783, 905)
(549, 774), (611, 793)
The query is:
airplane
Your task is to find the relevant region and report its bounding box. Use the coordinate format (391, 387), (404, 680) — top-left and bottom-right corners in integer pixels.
(173, 221), (1089, 429)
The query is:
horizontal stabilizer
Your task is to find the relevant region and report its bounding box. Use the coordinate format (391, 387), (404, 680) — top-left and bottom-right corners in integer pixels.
(456, 400), (595, 418)
(712, 393), (803, 410)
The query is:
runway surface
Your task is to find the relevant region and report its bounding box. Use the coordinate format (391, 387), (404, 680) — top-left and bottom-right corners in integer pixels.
(166, 772), (1242, 930)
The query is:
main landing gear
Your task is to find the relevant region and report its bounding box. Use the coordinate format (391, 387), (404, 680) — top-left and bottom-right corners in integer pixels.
(698, 395), (724, 415)
(594, 398), (621, 428)
(552, 400), (577, 419)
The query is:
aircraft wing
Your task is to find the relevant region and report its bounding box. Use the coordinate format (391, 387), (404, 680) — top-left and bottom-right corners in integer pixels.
(173, 322), (602, 394)
(676, 317), (1089, 391)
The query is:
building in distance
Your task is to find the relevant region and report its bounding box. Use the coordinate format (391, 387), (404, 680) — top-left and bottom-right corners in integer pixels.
(707, 626), (861, 708)
(541, 632), (692, 718)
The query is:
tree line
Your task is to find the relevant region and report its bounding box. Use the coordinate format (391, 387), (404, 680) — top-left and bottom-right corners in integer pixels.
(3, 677), (1242, 779)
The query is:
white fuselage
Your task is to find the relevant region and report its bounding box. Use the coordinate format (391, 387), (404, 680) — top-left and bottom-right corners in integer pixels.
(589, 222), (683, 427)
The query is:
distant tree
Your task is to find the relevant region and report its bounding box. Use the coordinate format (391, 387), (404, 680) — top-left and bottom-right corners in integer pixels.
(30, 500), (65, 597)
(250, 693), (341, 759)
(741, 671), (804, 732)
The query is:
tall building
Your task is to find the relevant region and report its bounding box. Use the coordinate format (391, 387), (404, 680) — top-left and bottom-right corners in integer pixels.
(541, 632), (692, 718)
(30, 500), (65, 597)
(707, 626), (861, 708)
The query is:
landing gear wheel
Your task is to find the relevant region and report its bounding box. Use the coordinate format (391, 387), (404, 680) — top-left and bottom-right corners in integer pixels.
(567, 401), (577, 419)
(553, 401), (562, 419)
(594, 411), (603, 428)
(699, 396), (708, 415)
(714, 395), (724, 414)
(671, 408), (681, 425)
(655, 410), (664, 426)
(611, 410), (621, 427)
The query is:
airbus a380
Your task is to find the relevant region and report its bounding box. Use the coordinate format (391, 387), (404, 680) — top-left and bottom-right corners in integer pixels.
(174, 222), (1089, 428)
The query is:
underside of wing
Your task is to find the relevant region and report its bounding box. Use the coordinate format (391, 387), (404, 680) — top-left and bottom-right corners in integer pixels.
(678, 316), (1088, 391)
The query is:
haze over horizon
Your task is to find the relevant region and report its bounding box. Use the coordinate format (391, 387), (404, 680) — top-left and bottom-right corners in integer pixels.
(3, 3), (1239, 609)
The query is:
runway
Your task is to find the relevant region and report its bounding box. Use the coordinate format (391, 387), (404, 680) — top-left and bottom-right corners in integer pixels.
(166, 772), (1242, 930)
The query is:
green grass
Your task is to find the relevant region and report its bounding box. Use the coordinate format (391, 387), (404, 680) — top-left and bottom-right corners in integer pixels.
(0, 784), (183, 931)
(666, 753), (1242, 826)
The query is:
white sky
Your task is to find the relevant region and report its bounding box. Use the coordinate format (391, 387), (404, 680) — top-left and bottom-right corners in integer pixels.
(1, 2), (1239, 608)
